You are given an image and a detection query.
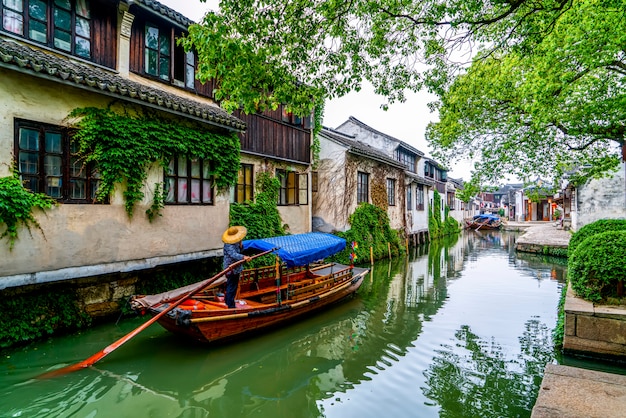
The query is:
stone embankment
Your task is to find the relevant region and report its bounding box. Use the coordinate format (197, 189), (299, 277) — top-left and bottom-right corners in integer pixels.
(508, 222), (626, 417)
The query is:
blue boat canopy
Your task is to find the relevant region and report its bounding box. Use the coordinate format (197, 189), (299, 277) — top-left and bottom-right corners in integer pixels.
(243, 233), (346, 268)
(473, 214), (500, 222)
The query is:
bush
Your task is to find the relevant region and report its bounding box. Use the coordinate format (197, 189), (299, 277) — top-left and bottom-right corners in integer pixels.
(333, 203), (404, 264)
(568, 231), (626, 303)
(568, 219), (626, 257)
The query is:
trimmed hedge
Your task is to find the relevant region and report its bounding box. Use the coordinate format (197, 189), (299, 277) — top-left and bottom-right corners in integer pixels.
(569, 231), (626, 303)
(568, 219), (626, 257)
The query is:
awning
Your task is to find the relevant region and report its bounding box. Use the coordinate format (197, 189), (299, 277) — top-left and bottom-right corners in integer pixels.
(243, 233), (346, 268)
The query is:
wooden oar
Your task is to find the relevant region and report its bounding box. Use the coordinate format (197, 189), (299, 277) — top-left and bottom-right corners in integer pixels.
(37, 247), (277, 379)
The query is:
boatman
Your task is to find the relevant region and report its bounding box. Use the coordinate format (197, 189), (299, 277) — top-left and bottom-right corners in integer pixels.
(222, 226), (251, 309)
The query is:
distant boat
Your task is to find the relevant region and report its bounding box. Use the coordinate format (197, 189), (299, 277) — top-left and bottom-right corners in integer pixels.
(464, 214), (502, 230)
(130, 233), (369, 344)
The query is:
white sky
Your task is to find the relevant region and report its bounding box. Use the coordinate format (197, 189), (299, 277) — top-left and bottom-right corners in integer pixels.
(157, 0), (473, 180)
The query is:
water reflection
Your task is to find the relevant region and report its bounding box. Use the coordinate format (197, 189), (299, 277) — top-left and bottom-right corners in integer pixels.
(1, 231), (566, 418)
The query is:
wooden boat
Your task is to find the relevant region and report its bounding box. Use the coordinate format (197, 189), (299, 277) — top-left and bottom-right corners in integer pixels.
(464, 214), (502, 230)
(130, 233), (369, 344)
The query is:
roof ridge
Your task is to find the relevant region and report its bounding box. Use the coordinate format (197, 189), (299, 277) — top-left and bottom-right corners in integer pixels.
(0, 37), (245, 131)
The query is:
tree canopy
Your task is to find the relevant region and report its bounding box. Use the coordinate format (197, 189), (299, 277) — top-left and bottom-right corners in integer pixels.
(184, 0), (625, 183)
(427, 0), (626, 184)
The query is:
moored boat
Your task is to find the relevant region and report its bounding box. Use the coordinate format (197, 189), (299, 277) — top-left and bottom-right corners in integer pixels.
(130, 233), (369, 344)
(464, 214), (502, 230)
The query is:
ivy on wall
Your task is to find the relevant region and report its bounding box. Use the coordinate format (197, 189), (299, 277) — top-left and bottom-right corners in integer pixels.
(229, 170), (286, 267)
(69, 106), (242, 218)
(0, 169), (56, 249)
(311, 101), (324, 169)
(333, 202), (404, 265)
(429, 190), (460, 239)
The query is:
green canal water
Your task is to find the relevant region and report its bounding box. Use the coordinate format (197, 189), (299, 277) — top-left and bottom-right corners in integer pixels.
(0, 230), (594, 417)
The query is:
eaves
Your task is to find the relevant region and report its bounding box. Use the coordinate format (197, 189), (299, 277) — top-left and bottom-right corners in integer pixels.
(0, 37), (246, 132)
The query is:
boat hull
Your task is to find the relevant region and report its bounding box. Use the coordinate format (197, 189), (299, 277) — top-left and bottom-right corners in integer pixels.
(146, 265), (367, 344)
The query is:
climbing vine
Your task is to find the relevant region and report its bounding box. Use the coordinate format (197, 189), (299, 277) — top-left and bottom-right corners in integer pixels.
(69, 106), (241, 218)
(0, 169), (56, 249)
(311, 101), (324, 169)
(229, 170), (286, 267)
(429, 190), (460, 239)
(333, 202), (404, 265)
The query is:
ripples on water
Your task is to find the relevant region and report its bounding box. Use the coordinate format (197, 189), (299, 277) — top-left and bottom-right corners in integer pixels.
(1, 231), (568, 417)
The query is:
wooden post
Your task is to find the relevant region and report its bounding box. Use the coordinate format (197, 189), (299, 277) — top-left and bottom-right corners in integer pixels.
(388, 242), (391, 260)
(370, 246), (374, 265)
(405, 238), (409, 253)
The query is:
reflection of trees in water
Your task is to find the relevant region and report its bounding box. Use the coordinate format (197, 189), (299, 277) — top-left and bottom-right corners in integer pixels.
(1, 234), (563, 418)
(422, 319), (553, 418)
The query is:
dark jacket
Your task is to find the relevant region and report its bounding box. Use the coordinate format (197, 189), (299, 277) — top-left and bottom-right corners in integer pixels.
(223, 242), (245, 275)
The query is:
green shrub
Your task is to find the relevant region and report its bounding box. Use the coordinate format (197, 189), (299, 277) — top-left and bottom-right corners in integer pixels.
(333, 203), (404, 264)
(568, 231), (626, 303)
(568, 219), (626, 257)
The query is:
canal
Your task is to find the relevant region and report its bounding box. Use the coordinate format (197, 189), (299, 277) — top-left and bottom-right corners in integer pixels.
(2, 230), (568, 417)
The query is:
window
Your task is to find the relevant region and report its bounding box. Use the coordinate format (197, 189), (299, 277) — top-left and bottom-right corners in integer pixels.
(164, 157), (212, 204)
(299, 173), (308, 205)
(280, 105), (310, 128)
(277, 169), (296, 205)
(15, 119), (99, 202)
(145, 23), (169, 81)
(357, 171), (369, 203)
(311, 171), (318, 193)
(387, 178), (396, 206)
(232, 163), (254, 203)
(1, 0), (91, 59)
(417, 184), (424, 211)
(144, 23), (195, 88)
(447, 191), (455, 209)
(407, 185), (412, 210)
(395, 149), (416, 173)
(424, 162), (433, 178)
(276, 169), (308, 205)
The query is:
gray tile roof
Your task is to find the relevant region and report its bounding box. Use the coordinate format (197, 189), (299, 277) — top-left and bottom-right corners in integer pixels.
(0, 37), (246, 131)
(128, 0), (196, 27)
(340, 116), (425, 157)
(320, 128), (407, 170)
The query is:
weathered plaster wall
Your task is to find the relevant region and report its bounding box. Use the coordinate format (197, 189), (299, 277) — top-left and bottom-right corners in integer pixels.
(237, 155), (312, 235)
(574, 163), (626, 230)
(336, 121), (398, 156)
(1, 69), (230, 287)
(312, 138), (349, 232)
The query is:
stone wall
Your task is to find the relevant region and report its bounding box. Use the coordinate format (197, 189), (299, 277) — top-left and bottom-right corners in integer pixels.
(564, 284), (626, 359)
(1, 256), (221, 321)
(574, 163), (626, 230)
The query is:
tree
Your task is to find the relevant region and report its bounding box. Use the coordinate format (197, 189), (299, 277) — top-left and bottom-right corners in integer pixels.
(427, 0), (625, 184)
(183, 0), (625, 182)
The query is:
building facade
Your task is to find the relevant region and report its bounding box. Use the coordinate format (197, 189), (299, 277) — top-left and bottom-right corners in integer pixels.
(0, 1), (312, 312)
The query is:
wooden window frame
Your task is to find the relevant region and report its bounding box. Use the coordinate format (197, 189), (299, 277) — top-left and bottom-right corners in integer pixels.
(144, 22), (170, 81)
(232, 163), (254, 203)
(407, 184), (412, 210)
(387, 178), (396, 206)
(164, 156), (213, 205)
(14, 119), (100, 203)
(1, 0), (92, 59)
(276, 169), (308, 206)
(417, 184), (425, 211)
(396, 149), (416, 173)
(143, 22), (196, 89)
(280, 105), (309, 128)
(311, 171), (318, 193)
(357, 171), (369, 204)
